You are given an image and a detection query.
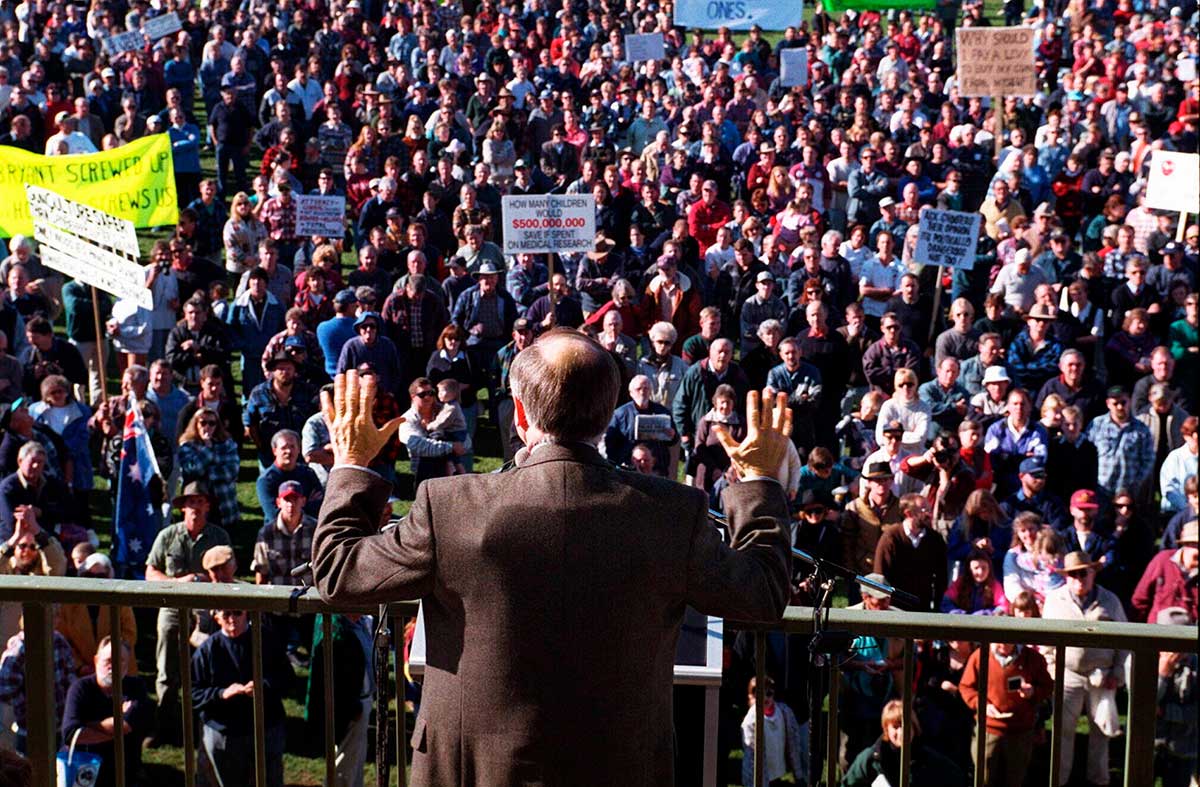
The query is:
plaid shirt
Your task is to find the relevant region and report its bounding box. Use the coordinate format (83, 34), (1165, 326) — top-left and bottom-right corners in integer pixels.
(251, 515), (316, 585)
(0, 631), (75, 733)
(1087, 414), (1155, 497)
(177, 439), (241, 530)
(259, 196), (297, 243)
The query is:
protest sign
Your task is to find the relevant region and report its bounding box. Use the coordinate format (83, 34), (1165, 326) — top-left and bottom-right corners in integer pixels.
(780, 48), (809, 88)
(26, 186), (152, 308)
(915, 209), (981, 270)
(1144, 151), (1200, 214)
(955, 27), (1036, 98)
(1177, 58), (1197, 82)
(295, 194), (347, 238)
(673, 0), (799, 30)
(624, 33), (665, 63)
(142, 11), (182, 40)
(0, 134), (177, 236)
(501, 195), (596, 254)
(103, 30), (145, 55)
(26, 185), (139, 255)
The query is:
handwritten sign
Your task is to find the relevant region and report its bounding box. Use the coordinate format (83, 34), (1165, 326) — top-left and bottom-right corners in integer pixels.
(625, 33), (665, 63)
(915, 209), (982, 270)
(1144, 151), (1200, 213)
(26, 185), (151, 308)
(294, 194), (347, 238)
(780, 48), (809, 88)
(955, 27), (1036, 98)
(142, 11), (182, 41)
(501, 195), (596, 254)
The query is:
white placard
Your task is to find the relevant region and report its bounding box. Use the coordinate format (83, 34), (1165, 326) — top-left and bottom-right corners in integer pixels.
(26, 184), (139, 255)
(103, 30), (146, 55)
(142, 11), (182, 41)
(955, 27), (1036, 98)
(294, 194), (347, 238)
(1144, 151), (1200, 214)
(501, 195), (597, 254)
(36, 232), (152, 309)
(915, 209), (982, 270)
(780, 48), (809, 88)
(1177, 58), (1197, 82)
(625, 33), (665, 63)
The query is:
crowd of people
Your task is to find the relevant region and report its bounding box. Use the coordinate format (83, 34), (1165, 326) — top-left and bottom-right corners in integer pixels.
(0, 0), (1196, 783)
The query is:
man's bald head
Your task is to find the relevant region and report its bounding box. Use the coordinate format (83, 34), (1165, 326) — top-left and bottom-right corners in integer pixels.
(510, 329), (620, 443)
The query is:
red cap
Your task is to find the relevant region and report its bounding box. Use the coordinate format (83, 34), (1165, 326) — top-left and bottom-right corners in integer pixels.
(1070, 489), (1099, 511)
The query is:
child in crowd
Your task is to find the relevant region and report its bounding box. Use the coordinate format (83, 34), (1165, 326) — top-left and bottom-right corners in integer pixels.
(427, 379), (468, 476)
(208, 280), (231, 321)
(740, 676), (805, 787)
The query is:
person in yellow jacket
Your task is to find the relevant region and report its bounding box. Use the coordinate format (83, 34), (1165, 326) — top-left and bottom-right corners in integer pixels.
(54, 552), (137, 677)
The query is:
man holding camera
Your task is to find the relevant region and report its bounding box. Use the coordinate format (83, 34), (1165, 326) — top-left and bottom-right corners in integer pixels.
(958, 639), (1053, 787)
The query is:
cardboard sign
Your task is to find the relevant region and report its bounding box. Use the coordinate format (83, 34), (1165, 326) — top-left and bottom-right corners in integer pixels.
(955, 27), (1036, 98)
(914, 209), (982, 270)
(103, 29), (146, 55)
(1144, 151), (1200, 214)
(294, 194), (347, 238)
(501, 195), (597, 254)
(625, 33), (665, 63)
(26, 184), (140, 256)
(142, 11), (182, 41)
(673, 0), (800, 30)
(780, 48), (809, 88)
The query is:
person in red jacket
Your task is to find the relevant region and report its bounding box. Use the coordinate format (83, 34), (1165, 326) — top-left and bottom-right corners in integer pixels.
(1131, 520), (1198, 624)
(686, 180), (731, 255)
(958, 639), (1054, 787)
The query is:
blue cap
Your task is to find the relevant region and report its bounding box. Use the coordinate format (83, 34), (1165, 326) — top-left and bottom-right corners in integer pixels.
(283, 335), (306, 349)
(354, 311), (382, 328)
(334, 288), (358, 305)
(1018, 457), (1046, 475)
(1067, 90), (1086, 102)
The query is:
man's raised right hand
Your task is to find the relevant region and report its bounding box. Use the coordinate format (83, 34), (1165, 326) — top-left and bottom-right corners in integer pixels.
(712, 389), (793, 481)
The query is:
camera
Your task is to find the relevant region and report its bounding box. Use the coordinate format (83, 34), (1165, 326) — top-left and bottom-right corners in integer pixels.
(933, 448), (953, 465)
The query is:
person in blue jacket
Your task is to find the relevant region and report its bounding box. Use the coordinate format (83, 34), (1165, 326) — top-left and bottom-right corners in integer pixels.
(226, 268), (286, 396)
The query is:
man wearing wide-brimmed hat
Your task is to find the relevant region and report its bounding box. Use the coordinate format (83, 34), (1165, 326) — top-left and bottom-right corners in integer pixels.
(143, 481), (231, 748)
(1041, 550), (1129, 786)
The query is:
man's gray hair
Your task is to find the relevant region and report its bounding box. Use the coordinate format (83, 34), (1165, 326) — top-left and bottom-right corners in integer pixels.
(510, 330), (619, 443)
(125, 364), (149, 385)
(757, 319), (784, 339)
(271, 429), (300, 450)
(17, 441), (46, 462)
(648, 321), (677, 344)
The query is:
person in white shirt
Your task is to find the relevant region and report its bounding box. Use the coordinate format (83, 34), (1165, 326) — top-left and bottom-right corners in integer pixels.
(44, 112), (97, 155)
(859, 231), (906, 321)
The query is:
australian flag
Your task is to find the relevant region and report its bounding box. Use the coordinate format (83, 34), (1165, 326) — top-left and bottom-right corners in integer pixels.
(114, 397), (163, 573)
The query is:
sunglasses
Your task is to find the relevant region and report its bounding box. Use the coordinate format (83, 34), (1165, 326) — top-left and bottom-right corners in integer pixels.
(882, 324), (900, 331)
(14, 543), (37, 551)
(415, 390), (435, 398)
(896, 381), (914, 388)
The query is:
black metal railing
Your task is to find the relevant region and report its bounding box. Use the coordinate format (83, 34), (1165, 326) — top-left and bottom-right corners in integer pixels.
(0, 576), (1195, 787)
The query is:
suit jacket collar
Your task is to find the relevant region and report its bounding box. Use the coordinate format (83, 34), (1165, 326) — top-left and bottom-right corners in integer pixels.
(513, 441), (609, 471)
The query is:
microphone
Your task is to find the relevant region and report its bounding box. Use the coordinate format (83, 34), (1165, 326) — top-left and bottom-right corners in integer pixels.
(790, 548), (921, 608)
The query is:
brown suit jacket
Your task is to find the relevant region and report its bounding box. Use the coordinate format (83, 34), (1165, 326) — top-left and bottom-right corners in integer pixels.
(312, 442), (790, 787)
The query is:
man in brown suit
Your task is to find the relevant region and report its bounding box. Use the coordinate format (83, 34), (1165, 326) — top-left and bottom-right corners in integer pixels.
(312, 330), (793, 786)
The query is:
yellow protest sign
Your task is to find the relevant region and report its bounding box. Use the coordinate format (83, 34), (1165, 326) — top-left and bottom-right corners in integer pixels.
(0, 133), (178, 237)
